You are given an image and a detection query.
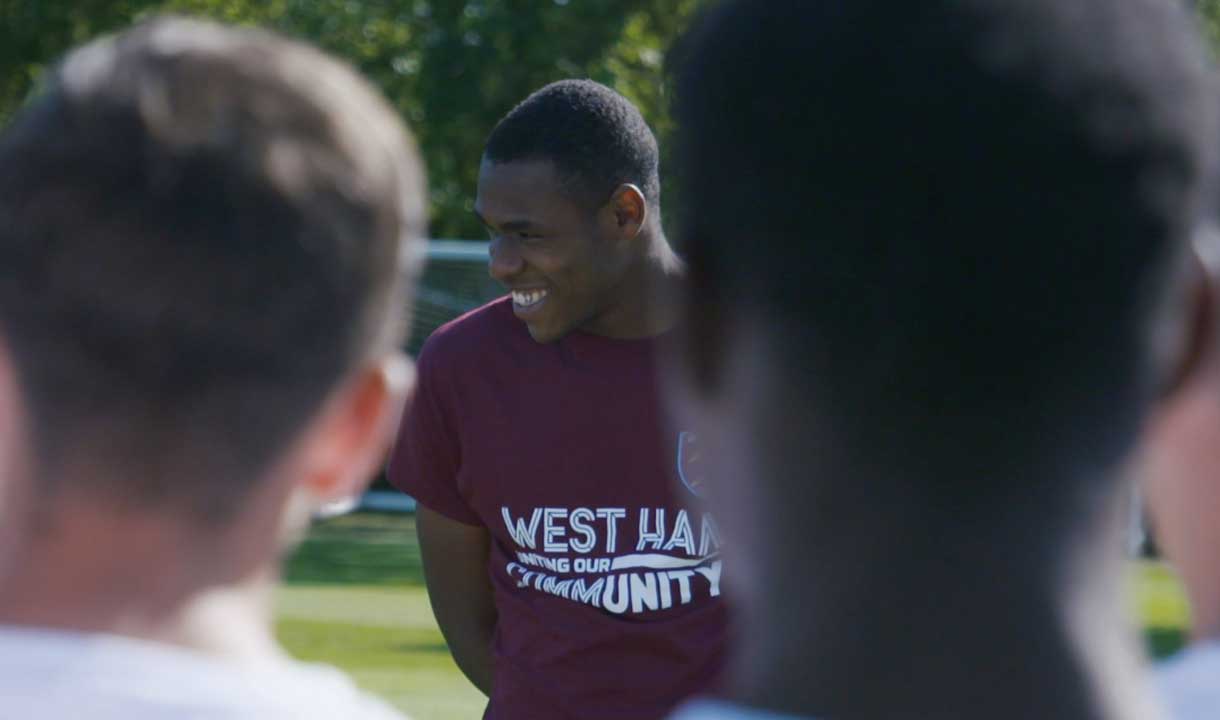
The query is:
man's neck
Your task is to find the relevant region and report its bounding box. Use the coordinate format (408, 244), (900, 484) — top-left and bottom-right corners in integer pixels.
(727, 489), (1155, 720)
(583, 229), (684, 340)
(0, 502), (284, 664)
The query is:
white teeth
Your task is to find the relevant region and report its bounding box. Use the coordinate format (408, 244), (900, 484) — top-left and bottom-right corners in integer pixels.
(512, 289), (549, 307)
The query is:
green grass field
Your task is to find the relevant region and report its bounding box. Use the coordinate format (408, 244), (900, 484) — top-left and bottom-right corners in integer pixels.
(277, 511), (1193, 720)
(277, 512), (486, 720)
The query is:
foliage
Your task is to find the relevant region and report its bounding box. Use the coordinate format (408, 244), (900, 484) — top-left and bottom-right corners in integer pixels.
(0, 1), (158, 118)
(0, 0), (707, 238)
(1198, 0), (1220, 50)
(10, 0), (1220, 235)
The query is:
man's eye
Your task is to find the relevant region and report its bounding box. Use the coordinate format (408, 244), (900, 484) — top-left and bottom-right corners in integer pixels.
(518, 231), (539, 241)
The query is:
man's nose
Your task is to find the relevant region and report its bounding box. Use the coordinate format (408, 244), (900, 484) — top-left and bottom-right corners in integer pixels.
(488, 236), (524, 283)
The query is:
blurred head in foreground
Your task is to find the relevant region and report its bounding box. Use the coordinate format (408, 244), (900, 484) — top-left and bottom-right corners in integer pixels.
(667, 0), (1216, 718)
(1142, 231), (1220, 719)
(0, 16), (423, 717)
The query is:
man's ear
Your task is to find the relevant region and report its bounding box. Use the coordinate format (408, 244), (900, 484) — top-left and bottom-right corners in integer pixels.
(297, 353), (415, 513)
(604, 183), (647, 241)
(1160, 246), (1215, 402)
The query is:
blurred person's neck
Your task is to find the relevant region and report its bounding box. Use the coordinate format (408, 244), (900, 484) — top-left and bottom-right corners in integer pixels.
(0, 490), (289, 664)
(726, 467), (1155, 720)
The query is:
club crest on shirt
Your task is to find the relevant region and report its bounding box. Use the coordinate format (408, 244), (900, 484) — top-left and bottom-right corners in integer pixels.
(677, 431), (704, 497)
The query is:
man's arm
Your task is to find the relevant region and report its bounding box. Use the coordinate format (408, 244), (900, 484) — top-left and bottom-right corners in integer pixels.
(416, 505), (497, 697)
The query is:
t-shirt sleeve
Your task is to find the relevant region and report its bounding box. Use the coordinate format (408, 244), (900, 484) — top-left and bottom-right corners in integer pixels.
(387, 342), (483, 527)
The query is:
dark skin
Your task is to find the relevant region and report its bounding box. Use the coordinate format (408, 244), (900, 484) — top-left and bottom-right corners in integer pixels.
(476, 158), (679, 342)
(415, 157), (681, 699)
(671, 226), (1213, 719)
(416, 505), (497, 696)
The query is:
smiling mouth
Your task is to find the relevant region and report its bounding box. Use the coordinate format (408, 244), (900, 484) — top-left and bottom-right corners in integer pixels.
(511, 289), (549, 309)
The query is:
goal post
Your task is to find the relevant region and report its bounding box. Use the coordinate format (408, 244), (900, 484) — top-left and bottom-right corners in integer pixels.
(408, 240), (497, 356)
(361, 240), (496, 508)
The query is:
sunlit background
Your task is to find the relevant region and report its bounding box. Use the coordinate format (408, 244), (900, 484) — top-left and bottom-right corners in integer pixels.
(3, 1), (1216, 717)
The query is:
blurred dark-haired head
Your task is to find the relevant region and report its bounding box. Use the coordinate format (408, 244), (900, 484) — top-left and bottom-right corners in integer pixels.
(667, 2), (1217, 713)
(671, 0), (1217, 521)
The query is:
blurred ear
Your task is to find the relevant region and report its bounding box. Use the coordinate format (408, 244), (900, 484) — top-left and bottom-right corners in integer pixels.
(602, 183), (647, 242)
(296, 352), (415, 513)
(1159, 246), (1215, 403)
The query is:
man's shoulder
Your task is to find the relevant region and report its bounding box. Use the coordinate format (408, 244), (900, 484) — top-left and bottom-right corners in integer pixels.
(250, 661), (410, 720)
(418, 296), (517, 366)
(1158, 641), (1220, 719)
(0, 627), (410, 720)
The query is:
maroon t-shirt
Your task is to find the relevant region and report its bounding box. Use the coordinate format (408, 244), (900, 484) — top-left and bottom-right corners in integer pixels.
(389, 297), (727, 720)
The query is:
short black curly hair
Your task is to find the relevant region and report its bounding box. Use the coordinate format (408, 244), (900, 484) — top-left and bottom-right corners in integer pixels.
(484, 79), (660, 209)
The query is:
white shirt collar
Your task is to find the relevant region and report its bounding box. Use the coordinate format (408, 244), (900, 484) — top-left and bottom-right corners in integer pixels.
(1158, 639), (1220, 720)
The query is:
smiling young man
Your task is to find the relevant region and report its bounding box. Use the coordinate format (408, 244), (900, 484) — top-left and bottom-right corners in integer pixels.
(388, 79), (725, 719)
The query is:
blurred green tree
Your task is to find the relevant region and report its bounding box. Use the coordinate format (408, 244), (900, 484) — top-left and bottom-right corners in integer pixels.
(11, 0), (1219, 235)
(0, 0), (706, 237)
(1198, 0), (1220, 48)
(0, 1), (160, 120)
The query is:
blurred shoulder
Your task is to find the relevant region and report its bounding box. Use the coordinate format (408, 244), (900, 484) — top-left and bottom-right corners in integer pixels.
(416, 296), (516, 370)
(1158, 641), (1220, 720)
(0, 628), (411, 720)
(277, 662), (410, 720)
